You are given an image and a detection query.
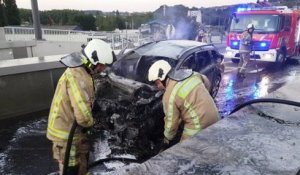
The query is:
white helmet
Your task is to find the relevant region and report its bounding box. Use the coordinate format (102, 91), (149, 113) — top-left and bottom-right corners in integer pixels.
(83, 39), (113, 66)
(148, 60), (172, 82)
(247, 23), (255, 30)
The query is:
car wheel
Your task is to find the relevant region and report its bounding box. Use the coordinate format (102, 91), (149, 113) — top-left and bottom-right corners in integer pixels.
(211, 75), (221, 98)
(231, 58), (240, 64)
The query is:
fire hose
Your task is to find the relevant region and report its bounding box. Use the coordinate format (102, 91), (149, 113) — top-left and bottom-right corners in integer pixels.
(230, 98), (300, 115)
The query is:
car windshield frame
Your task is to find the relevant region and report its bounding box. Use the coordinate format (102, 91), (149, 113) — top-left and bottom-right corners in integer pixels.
(133, 40), (205, 60)
(230, 14), (280, 33)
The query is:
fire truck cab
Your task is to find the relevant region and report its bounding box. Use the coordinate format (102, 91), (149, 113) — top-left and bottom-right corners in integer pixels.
(224, 6), (300, 65)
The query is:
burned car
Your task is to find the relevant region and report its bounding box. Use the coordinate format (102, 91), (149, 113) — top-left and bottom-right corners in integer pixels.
(92, 40), (224, 161)
(112, 40), (224, 98)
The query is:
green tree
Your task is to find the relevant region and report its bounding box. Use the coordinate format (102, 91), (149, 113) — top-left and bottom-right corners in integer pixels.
(42, 9), (83, 26)
(19, 8), (32, 25)
(0, 0), (6, 26)
(128, 12), (153, 29)
(4, 0), (20, 25)
(40, 12), (48, 25)
(75, 14), (96, 31)
(116, 10), (125, 29)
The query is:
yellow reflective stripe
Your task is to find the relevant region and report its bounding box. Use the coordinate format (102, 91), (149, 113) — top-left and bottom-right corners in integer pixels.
(48, 127), (69, 140)
(48, 74), (71, 140)
(178, 76), (202, 99)
(164, 130), (174, 141)
(69, 144), (76, 166)
(183, 127), (201, 136)
(165, 75), (202, 139)
(49, 74), (66, 127)
(184, 101), (201, 130)
(48, 126), (79, 141)
(166, 81), (183, 131)
(65, 69), (93, 126)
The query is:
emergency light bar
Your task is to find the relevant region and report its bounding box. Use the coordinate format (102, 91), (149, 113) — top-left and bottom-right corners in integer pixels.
(230, 40), (270, 51)
(236, 6), (288, 12)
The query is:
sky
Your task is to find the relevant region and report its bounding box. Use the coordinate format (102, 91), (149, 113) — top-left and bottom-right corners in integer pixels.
(16, 0), (257, 12)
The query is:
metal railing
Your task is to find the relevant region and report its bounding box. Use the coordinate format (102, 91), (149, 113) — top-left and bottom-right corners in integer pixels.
(4, 26), (152, 50)
(3, 26), (224, 50)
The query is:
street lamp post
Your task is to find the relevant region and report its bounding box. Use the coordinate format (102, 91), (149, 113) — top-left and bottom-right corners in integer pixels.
(125, 21), (128, 40)
(31, 0), (42, 40)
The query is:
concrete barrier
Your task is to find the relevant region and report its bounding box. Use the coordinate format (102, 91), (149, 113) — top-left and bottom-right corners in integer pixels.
(0, 39), (84, 60)
(0, 40), (36, 60)
(0, 55), (66, 120)
(32, 41), (83, 58)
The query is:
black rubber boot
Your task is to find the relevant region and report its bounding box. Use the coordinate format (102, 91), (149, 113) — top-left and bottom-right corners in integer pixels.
(67, 165), (79, 175)
(237, 72), (246, 79)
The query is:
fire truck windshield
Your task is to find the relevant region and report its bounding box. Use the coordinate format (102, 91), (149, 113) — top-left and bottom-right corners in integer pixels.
(230, 14), (280, 33)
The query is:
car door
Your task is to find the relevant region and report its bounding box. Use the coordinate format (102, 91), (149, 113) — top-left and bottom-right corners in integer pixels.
(195, 50), (214, 81)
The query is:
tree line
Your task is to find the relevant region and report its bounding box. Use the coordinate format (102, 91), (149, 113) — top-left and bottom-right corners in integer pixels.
(0, 0), (20, 26)
(1, 0), (298, 31)
(18, 8), (153, 31)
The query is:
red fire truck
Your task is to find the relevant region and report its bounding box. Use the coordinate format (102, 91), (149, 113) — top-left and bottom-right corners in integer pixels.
(224, 6), (300, 65)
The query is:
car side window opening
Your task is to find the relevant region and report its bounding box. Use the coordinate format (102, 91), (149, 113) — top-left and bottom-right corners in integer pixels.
(112, 53), (140, 79)
(180, 54), (197, 71)
(197, 51), (211, 66)
(210, 50), (220, 63)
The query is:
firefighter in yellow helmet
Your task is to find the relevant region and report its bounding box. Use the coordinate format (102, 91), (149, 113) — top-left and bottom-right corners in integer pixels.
(47, 39), (114, 175)
(148, 60), (220, 143)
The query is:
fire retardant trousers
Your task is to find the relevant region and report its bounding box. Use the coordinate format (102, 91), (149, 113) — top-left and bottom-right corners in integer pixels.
(238, 52), (251, 73)
(52, 136), (89, 175)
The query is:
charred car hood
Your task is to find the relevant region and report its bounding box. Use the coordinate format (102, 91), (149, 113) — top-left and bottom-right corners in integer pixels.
(92, 73), (167, 160)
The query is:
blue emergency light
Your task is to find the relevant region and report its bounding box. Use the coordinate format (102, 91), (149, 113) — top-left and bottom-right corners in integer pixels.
(260, 42), (267, 47)
(230, 40), (270, 51)
(236, 6), (286, 13)
(230, 40), (240, 49)
(237, 8), (246, 12)
(232, 41), (239, 46)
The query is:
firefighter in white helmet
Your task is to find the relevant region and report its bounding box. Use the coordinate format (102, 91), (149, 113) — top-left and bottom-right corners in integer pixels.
(238, 23), (255, 78)
(148, 60), (219, 143)
(47, 39), (114, 175)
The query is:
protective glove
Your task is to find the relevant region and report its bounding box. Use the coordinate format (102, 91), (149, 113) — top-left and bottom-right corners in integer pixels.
(159, 137), (171, 153)
(81, 120), (95, 135)
(81, 128), (91, 135)
(163, 137), (170, 145)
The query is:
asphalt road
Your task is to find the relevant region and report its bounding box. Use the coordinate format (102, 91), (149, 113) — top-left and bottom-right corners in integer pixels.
(215, 44), (300, 117)
(1, 44), (300, 174)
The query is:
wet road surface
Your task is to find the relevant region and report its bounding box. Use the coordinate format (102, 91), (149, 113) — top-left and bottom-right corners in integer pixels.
(0, 115), (57, 174)
(0, 55), (299, 174)
(216, 58), (300, 117)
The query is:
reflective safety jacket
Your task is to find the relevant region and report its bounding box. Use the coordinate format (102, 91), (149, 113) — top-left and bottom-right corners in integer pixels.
(163, 73), (220, 141)
(239, 30), (252, 53)
(47, 67), (94, 141)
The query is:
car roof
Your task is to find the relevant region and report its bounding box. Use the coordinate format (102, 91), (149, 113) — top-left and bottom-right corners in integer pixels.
(134, 40), (207, 60)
